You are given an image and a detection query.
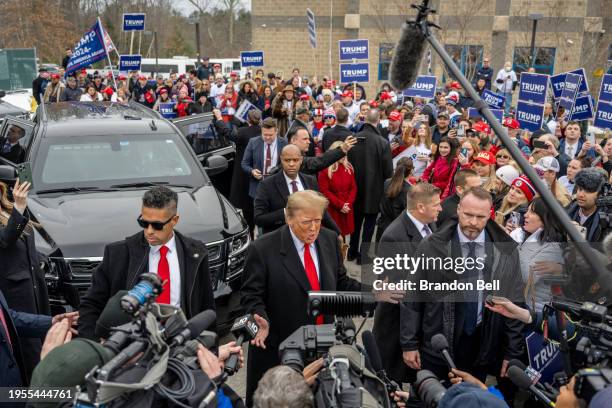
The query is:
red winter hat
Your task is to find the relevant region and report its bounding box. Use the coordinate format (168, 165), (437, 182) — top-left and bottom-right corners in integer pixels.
(299, 94), (310, 101)
(160, 88), (168, 94)
(342, 90), (353, 98)
(388, 111), (402, 122)
(138, 75), (147, 80)
(511, 175), (536, 201)
(51, 73), (60, 79)
(380, 91), (392, 100)
(80, 69), (87, 74)
(230, 72), (238, 77)
(118, 74), (127, 80)
(503, 117), (520, 129)
(314, 108), (324, 116)
(369, 99), (379, 107)
(103, 87), (114, 96)
(450, 81), (461, 90)
(474, 151), (494, 165)
(472, 121), (491, 134)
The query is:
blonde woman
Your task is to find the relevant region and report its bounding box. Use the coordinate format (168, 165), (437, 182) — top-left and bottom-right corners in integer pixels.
(495, 175), (536, 232)
(318, 141), (357, 240)
(471, 151), (498, 192)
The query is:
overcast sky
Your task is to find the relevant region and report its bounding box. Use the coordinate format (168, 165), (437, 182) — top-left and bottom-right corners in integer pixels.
(174, 0), (252, 15)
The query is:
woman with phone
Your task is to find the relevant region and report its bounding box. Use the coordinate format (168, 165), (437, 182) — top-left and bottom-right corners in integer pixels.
(495, 175), (536, 231)
(0, 179), (50, 381)
(507, 198), (566, 312)
(440, 139), (479, 199)
(399, 121), (433, 178)
(421, 136), (458, 197)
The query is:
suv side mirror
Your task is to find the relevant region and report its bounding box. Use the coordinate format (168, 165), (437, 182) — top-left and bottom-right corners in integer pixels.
(204, 155), (228, 176)
(0, 164), (16, 181)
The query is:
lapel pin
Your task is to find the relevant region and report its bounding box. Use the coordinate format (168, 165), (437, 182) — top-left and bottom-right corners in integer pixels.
(193, 253), (199, 258)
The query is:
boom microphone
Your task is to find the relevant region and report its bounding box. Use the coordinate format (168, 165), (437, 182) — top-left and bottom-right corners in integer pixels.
(362, 330), (384, 372)
(508, 366), (556, 407)
(308, 291), (376, 319)
(389, 21), (427, 91)
(169, 309), (217, 347)
(431, 333), (456, 370)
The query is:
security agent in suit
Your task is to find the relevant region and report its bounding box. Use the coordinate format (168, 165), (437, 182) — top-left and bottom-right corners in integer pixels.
(322, 108), (354, 152)
(241, 190), (365, 407)
(287, 126), (356, 175)
(78, 186), (215, 340)
(241, 117), (288, 199)
(254, 144), (340, 235)
(436, 169), (482, 228)
(0, 125), (26, 164)
(373, 183), (442, 385)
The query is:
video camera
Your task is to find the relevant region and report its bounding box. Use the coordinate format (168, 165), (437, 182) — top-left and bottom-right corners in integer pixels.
(278, 291), (401, 408)
(73, 273), (220, 407)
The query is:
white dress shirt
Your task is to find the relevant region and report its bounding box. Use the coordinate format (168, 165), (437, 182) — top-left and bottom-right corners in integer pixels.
(457, 225), (486, 325)
(284, 172), (304, 193)
(406, 211), (431, 238)
(149, 234), (181, 307)
(262, 139), (279, 174)
(289, 227), (320, 280)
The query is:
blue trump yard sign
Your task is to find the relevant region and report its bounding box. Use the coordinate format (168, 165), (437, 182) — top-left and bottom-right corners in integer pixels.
(570, 94), (594, 121)
(526, 332), (564, 384)
(119, 55), (142, 72)
(403, 76), (437, 99)
(558, 73), (581, 112)
(240, 51), (264, 68)
(159, 102), (176, 119)
(516, 101), (545, 132)
(518, 73), (549, 105)
(550, 68), (589, 99)
(339, 63), (369, 84)
(481, 89), (506, 110)
(123, 13), (146, 31)
(339, 39), (369, 61)
(468, 107), (503, 125)
(594, 100), (612, 130)
(598, 74), (612, 104)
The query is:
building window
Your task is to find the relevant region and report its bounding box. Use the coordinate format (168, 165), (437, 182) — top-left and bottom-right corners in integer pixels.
(607, 44), (612, 74)
(378, 43), (394, 81)
(443, 44), (483, 82)
(512, 47), (556, 75)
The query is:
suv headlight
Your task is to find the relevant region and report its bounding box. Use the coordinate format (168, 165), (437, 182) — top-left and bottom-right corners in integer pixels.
(229, 230), (250, 255)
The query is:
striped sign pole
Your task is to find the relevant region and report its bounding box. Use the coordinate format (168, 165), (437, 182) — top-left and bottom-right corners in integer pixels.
(307, 8), (317, 77)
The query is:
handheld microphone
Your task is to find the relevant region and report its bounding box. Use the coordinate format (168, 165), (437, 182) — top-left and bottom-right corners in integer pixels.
(308, 291), (376, 319)
(225, 314), (259, 375)
(389, 21), (427, 91)
(508, 366), (556, 407)
(169, 309), (216, 347)
(121, 272), (163, 314)
(508, 359), (559, 399)
(431, 333), (456, 370)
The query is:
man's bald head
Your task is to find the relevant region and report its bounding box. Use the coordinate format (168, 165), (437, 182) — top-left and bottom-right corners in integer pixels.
(281, 144), (302, 157)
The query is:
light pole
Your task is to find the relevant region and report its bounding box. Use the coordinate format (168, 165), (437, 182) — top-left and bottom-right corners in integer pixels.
(528, 13), (543, 69)
(188, 15), (202, 60)
(144, 31), (159, 77)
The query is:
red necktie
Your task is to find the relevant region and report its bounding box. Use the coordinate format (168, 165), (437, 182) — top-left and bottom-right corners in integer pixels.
(303, 244), (323, 325)
(0, 306), (12, 350)
(264, 143), (272, 175)
(157, 246), (171, 304)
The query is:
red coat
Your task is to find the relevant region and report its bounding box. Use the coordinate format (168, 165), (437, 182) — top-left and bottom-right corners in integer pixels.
(318, 163), (357, 236)
(421, 156), (458, 197)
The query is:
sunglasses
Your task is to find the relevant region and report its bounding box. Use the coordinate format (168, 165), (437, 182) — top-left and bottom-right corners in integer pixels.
(497, 155), (510, 159)
(137, 215), (174, 231)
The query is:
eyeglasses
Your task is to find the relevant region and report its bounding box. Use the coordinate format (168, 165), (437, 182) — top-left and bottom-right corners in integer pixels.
(137, 215), (174, 231)
(497, 155), (510, 159)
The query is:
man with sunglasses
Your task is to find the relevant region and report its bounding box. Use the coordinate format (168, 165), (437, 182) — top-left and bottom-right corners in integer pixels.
(78, 187), (215, 340)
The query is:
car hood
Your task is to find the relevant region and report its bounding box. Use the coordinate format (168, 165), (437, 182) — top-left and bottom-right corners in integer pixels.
(29, 186), (245, 258)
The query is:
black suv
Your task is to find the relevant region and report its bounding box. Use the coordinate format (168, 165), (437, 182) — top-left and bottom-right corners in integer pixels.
(0, 102), (247, 330)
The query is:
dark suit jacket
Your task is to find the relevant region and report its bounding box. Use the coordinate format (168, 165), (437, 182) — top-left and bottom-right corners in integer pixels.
(240, 225), (362, 404)
(0, 138), (25, 164)
(0, 290), (51, 387)
(78, 230), (215, 340)
(0, 208), (50, 381)
(241, 136), (288, 198)
(373, 211), (435, 384)
(322, 124), (352, 152)
(253, 170), (340, 235)
(228, 124), (261, 209)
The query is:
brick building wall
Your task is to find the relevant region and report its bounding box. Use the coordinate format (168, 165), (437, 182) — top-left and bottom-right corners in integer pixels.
(252, 0), (611, 98)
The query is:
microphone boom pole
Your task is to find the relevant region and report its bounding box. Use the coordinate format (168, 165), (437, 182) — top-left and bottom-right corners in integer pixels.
(409, 0), (607, 278)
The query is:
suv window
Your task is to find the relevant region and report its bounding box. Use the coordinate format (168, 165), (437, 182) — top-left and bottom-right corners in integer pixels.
(0, 116), (34, 164)
(34, 133), (206, 189)
(171, 113), (232, 156)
